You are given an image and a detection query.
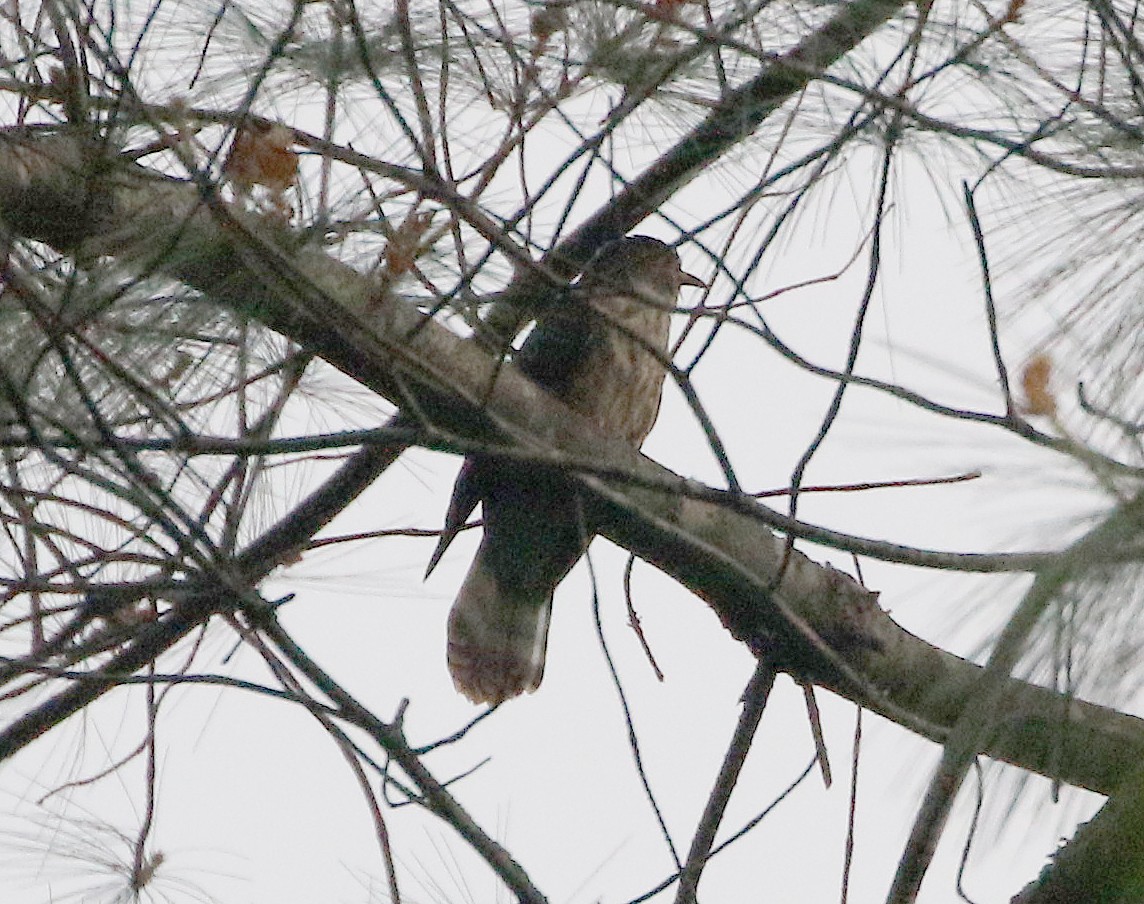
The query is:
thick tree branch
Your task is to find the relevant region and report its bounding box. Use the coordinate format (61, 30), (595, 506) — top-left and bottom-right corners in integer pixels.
(560, 0), (907, 250)
(484, 0), (910, 339)
(1, 130), (1143, 798)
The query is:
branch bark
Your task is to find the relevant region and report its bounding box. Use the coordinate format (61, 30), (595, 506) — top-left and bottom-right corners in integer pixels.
(1, 129), (1141, 797)
(485, 0), (910, 337)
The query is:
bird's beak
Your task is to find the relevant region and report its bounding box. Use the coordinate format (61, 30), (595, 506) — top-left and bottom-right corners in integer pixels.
(679, 268), (706, 288)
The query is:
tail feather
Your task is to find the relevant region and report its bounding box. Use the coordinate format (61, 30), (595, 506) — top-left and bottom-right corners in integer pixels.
(440, 460), (585, 705)
(447, 554), (553, 705)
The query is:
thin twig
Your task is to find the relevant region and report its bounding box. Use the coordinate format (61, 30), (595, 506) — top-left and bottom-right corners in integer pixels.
(801, 681), (832, 788)
(588, 544), (680, 869)
(675, 660), (776, 904)
(253, 607), (548, 904)
(623, 555), (665, 682)
(962, 181), (1014, 416)
(840, 705), (863, 904)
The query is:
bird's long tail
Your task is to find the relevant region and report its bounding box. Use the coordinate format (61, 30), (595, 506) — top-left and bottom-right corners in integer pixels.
(447, 551), (553, 706)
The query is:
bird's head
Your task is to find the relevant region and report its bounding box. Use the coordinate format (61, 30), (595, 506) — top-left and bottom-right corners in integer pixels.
(580, 235), (706, 308)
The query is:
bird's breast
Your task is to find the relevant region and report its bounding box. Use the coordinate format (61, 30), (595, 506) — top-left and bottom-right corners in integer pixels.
(561, 300), (671, 447)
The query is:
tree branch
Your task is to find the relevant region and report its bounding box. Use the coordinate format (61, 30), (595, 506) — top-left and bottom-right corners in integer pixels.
(1, 128), (1143, 798)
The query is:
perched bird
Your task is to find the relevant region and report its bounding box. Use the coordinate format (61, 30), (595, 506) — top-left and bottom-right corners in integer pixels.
(426, 236), (705, 705)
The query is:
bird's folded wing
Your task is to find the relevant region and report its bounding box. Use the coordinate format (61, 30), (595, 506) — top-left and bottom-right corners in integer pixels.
(424, 458), (483, 578)
(515, 300), (603, 398)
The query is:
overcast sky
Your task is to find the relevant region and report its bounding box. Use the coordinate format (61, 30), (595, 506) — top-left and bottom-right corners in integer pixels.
(0, 4), (1126, 902)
